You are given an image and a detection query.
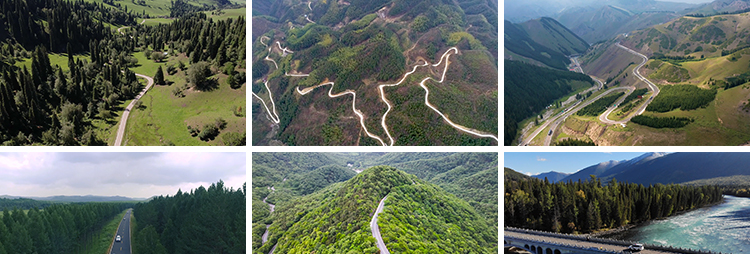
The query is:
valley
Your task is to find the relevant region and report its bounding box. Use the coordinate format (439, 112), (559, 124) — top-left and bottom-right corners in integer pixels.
(252, 152), (498, 253)
(505, 0), (750, 146)
(252, 0), (498, 146)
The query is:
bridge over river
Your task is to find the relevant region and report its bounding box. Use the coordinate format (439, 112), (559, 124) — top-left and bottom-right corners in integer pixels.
(504, 227), (728, 254)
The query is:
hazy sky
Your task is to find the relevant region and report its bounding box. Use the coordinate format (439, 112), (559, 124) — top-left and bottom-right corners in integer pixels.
(658, 0), (714, 3)
(504, 152), (645, 175)
(0, 153), (245, 198)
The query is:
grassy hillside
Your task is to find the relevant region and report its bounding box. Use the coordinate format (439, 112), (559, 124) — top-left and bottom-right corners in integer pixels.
(518, 17), (589, 56)
(504, 20), (573, 70)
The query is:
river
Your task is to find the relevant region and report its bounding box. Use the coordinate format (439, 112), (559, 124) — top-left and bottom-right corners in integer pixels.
(608, 195), (750, 253)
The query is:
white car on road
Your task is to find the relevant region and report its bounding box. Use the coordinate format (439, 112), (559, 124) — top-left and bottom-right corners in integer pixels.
(116, 235), (121, 242)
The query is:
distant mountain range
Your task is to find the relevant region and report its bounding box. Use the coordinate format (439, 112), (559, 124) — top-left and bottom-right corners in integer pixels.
(531, 171), (570, 182)
(0, 195), (147, 202)
(527, 152), (750, 185)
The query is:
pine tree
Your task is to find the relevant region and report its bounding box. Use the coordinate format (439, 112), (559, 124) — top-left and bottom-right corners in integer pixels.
(154, 66), (165, 85)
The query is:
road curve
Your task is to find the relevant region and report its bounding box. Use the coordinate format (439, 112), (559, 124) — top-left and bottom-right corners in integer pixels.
(520, 78), (601, 146)
(114, 73), (154, 146)
(598, 43), (660, 124)
(370, 196), (390, 254)
(296, 82), (389, 146)
(541, 86), (631, 146)
(598, 87), (636, 124)
(109, 209), (132, 254)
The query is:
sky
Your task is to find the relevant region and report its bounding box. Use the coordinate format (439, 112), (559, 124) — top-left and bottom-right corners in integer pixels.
(504, 152), (646, 176)
(0, 153), (245, 199)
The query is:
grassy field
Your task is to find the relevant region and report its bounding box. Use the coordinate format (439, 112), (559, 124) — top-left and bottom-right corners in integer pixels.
(203, 8), (246, 20)
(81, 209), (129, 254)
(121, 52), (245, 146)
(14, 53), (90, 72)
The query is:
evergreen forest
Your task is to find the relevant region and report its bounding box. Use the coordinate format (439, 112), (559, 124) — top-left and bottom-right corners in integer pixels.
(0, 201), (133, 253)
(504, 168), (724, 234)
(133, 181), (246, 254)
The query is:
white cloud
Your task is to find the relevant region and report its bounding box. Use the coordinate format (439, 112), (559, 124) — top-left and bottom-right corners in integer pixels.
(0, 152), (245, 198)
(536, 156), (547, 162)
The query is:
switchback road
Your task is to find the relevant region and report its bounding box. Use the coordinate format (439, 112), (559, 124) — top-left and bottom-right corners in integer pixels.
(598, 43), (661, 124)
(114, 73), (154, 146)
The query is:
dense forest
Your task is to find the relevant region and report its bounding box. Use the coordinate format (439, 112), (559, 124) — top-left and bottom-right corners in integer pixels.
(0, 202), (133, 253)
(0, 198), (54, 211)
(133, 181), (245, 254)
(0, 0), (245, 145)
(504, 60), (594, 145)
(646, 85), (716, 112)
(631, 115), (693, 128)
(576, 92), (625, 117)
(555, 138), (596, 146)
(261, 166), (496, 253)
(505, 168), (723, 233)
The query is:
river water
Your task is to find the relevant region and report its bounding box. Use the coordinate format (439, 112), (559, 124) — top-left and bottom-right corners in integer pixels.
(608, 195), (750, 253)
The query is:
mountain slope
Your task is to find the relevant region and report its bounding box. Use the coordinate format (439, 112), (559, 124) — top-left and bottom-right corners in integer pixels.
(604, 152), (750, 185)
(561, 152), (667, 182)
(504, 19), (577, 70)
(556, 5), (682, 44)
(532, 171), (571, 182)
(518, 17), (590, 57)
(262, 166), (496, 253)
(252, 0), (498, 146)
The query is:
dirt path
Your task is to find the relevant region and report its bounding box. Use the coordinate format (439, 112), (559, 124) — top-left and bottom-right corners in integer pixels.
(114, 73), (155, 146)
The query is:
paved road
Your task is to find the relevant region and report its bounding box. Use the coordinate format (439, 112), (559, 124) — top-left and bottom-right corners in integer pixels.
(521, 78), (627, 146)
(542, 85), (631, 146)
(370, 196), (390, 254)
(598, 43), (661, 124)
(114, 73), (154, 146)
(505, 230), (679, 254)
(109, 209), (132, 254)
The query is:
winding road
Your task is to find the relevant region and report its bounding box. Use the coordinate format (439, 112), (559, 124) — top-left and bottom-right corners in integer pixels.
(300, 47), (498, 145)
(370, 196), (390, 254)
(598, 43), (661, 124)
(114, 73), (154, 146)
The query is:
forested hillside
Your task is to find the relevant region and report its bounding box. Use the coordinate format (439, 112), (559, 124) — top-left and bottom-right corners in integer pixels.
(252, 153), (498, 253)
(504, 18), (589, 69)
(0, 0), (246, 145)
(504, 60), (594, 145)
(260, 166), (496, 253)
(252, 0), (497, 146)
(0, 198), (54, 211)
(505, 168), (723, 233)
(0, 202), (133, 253)
(133, 180), (245, 254)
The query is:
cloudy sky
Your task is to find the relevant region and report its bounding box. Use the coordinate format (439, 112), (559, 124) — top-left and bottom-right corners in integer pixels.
(505, 152), (644, 176)
(0, 153), (245, 199)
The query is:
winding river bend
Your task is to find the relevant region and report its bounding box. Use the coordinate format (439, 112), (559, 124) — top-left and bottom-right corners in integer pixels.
(608, 195), (750, 253)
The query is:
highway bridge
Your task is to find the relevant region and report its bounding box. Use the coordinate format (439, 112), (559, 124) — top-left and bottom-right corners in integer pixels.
(505, 227), (727, 254)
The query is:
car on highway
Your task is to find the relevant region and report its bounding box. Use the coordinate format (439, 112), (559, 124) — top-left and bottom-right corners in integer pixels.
(548, 130), (553, 136)
(628, 244), (644, 251)
(116, 235), (121, 242)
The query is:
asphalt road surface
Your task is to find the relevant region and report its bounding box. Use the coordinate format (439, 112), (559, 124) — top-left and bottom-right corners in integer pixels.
(110, 209), (132, 254)
(114, 73), (154, 146)
(370, 196), (390, 254)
